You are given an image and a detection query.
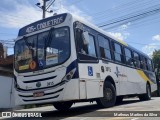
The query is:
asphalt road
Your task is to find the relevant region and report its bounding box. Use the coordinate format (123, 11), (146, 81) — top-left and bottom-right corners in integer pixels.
(1, 97), (160, 120)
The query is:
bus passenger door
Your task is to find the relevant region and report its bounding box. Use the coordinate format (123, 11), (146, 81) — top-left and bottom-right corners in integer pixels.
(74, 24), (103, 99)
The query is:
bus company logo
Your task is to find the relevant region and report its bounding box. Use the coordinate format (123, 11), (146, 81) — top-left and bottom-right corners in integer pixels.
(115, 67), (120, 77)
(88, 66), (93, 76)
(36, 81), (41, 88)
(114, 66), (127, 78)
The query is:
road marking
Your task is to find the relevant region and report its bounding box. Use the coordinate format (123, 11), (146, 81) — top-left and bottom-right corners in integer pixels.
(131, 118), (139, 120)
(79, 117), (88, 120)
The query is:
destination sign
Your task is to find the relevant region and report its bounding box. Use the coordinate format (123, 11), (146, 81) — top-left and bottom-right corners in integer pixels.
(18, 13), (67, 36)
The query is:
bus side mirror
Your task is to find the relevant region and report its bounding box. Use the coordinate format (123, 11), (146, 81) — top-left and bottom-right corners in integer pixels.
(82, 31), (89, 45)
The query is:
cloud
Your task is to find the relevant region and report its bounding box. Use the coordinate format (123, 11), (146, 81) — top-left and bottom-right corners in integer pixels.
(152, 34), (160, 41)
(106, 22), (130, 41)
(107, 32), (124, 40)
(119, 22), (131, 30)
(107, 32), (130, 41)
(142, 43), (159, 57)
(0, 0), (92, 29)
(0, 1), (42, 28)
(51, 0), (93, 22)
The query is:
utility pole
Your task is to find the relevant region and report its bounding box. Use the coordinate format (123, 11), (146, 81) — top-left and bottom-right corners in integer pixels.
(42, 0), (46, 19)
(36, 0), (54, 19)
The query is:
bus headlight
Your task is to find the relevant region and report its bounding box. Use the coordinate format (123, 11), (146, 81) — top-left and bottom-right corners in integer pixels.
(62, 68), (76, 82)
(66, 74), (72, 80)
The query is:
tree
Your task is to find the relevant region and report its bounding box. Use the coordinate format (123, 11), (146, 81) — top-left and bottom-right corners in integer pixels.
(152, 50), (160, 96)
(152, 50), (160, 72)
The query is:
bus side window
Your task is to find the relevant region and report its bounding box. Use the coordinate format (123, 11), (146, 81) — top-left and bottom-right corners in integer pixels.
(113, 42), (123, 63)
(98, 35), (112, 60)
(133, 52), (140, 68)
(145, 58), (149, 70)
(147, 59), (153, 71)
(140, 56), (147, 70)
(76, 29), (84, 53)
(124, 48), (134, 67)
(76, 29), (97, 57)
(82, 32), (96, 57)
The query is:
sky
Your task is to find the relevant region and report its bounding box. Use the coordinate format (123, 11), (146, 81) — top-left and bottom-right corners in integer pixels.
(0, 0), (160, 57)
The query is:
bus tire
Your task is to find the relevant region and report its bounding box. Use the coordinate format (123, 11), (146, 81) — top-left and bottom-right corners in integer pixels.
(139, 83), (151, 101)
(96, 81), (116, 108)
(116, 96), (123, 104)
(53, 102), (73, 111)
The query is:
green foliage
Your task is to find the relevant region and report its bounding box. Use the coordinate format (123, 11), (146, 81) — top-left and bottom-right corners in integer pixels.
(152, 50), (160, 73)
(152, 50), (160, 97)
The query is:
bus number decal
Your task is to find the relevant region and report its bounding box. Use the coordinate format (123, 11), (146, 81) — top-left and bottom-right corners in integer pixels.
(106, 67), (111, 72)
(47, 81), (54, 87)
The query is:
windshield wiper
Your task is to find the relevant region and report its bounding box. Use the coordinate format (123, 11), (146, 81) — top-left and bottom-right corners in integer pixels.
(23, 36), (32, 49)
(45, 27), (54, 49)
(23, 36), (34, 59)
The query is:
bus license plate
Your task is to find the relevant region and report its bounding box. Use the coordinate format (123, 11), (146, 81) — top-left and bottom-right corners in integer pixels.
(33, 91), (44, 97)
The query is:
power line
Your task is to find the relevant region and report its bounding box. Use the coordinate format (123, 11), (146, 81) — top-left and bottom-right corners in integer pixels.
(98, 4), (160, 29)
(99, 5), (160, 27)
(0, 0), (83, 21)
(46, 0), (55, 10)
(54, 0), (84, 13)
(94, 0), (158, 21)
(105, 13), (160, 32)
(92, 0), (144, 18)
(96, 0), (160, 26)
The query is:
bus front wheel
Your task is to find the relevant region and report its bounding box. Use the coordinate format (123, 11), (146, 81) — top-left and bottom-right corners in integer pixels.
(96, 81), (116, 108)
(53, 102), (73, 111)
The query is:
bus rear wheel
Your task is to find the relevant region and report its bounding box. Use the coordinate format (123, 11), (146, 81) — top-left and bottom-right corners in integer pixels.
(96, 81), (116, 108)
(139, 83), (151, 101)
(53, 102), (73, 111)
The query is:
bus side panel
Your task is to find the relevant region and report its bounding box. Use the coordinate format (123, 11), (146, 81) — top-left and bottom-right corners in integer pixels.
(78, 63), (103, 99)
(62, 79), (79, 100)
(79, 80), (87, 99)
(126, 67), (157, 95)
(99, 61), (120, 95)
(86, 80), (103, 99)
(126, 67), (146, 94)
(151, 84), (157, 92)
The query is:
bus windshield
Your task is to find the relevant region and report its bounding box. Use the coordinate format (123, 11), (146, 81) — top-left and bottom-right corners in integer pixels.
(14, 27), (70, 72)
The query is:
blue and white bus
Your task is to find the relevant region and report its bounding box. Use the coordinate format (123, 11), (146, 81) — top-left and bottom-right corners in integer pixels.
(14, 13), (157, 111)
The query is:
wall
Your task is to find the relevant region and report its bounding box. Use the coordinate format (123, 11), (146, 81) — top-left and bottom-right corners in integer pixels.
(0, 75), (14, 108)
